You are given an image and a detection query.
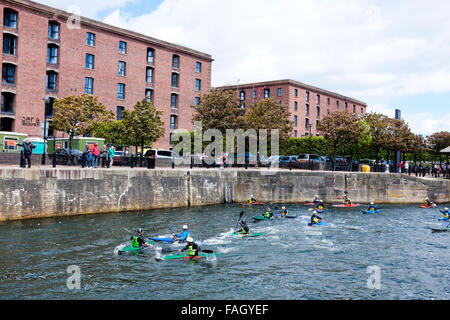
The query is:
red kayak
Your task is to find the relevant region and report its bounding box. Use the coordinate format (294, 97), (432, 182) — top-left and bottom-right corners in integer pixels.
(248, 202), (265, 205)
(420, 205), (436, 208)
(333, 204), (360, 208)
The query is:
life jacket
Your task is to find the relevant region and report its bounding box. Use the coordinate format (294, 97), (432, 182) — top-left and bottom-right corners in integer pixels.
(241, 225), (249, 234)
(282, 209), (288, 216)
(368, 206), (376, 211)
(313, 218), (319, 224)
(187, 244), (197, 256)
(345, 200), (352, 206)
(132, 236), (140, 248)
(317, 205), (324, 210)
(248, 198), (254, 204)
(264, 211), (271, 218)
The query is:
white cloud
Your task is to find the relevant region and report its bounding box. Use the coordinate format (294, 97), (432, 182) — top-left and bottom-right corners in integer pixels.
(38, 0), (136, 19)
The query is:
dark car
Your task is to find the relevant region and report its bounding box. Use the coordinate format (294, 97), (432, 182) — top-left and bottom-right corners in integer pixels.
(279, 156), (298, 168)
(51, 148), (83, 165)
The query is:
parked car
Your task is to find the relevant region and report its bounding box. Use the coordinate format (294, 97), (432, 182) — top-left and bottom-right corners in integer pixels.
(112, 151), (133, 166)
(51, 148), (83, 165)
(279, 156), (298, 168)
(296, 154), (322, 163)
(144, 149), (184, 167)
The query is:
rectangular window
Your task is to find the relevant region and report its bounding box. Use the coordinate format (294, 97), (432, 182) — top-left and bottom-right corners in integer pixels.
(361, 108), (364, 114)
(264, 89), (270, 98)
(317, 95), (320, 105)
(86, 54), (94, 70)
(240, 91), (246, 101)
(306, 104), (310, 116)
(3, 34), (16, 56)
(116, 106), (124, 120)
(118, 61), (126, 76)
(4, 9), (17, 29)
(277, 88), (282, 97)
(46, 72), (57, 91)
(353, 105), (356, 113)
(117, 83), (125, 99)
(84, 77), (93, 94)
(147, 48), (154, 63)
(86, 32), (95, 46)
(145, 89), (153, 102)
(196, 61), (202, 73)
(146, 67), (153, 83)
(171, 94), (178, 108)
(47, 45), (59, 64)
(172, 73), (179, 88)
(1, 92), (14, 113)
(253, 90), (257, 99)
(306, 91), (310, 102)
(294, 101), (298, 112)
(294, 89), (298, 97)
(195, 97), (200, 107)
(195, 79), (201, 91)
(345, 102), (348, 111)
(172, 55), (180, 69)
(293, 130), (297, 138)
(119, 41), (127, 54)
(2, 64), (15, 84)
(327, 97), (330, 105)
(170, 115), (177, 130)
(293, 115), (298, 126)
(316, 106), (320, 118)
(336, 101), (340, 109)
(48, 22), (60, 40)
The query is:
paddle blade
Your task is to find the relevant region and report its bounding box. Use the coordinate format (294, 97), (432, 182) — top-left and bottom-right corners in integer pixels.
(201, 250), (214, 254)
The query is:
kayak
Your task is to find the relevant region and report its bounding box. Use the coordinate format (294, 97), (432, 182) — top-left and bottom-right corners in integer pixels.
(333, 204), (360, 208)
(420, 205), (436, 208)
(163, 252), (224, 260)
(364, 210), (381, 214)
(150, 237), (175, 243)
(232, 232), (266, 238)
(274, 214), (298, 219)
(431, 228), (450, 232)
(439, 217), (449, 221)
(253, 216), (272, 221)
(308, 221), (329, 227)
(305, 203), (329, 206)
(248, 202), (265, 205)
(316, 210), (324, 214)
(118, 242), (155, 253)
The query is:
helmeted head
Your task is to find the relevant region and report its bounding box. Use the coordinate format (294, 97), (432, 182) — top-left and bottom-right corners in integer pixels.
(183, 225), (188, 230)
(426, 197), (429, 200)
(187, 237), (193, 243)
(250, 195), (254, 198)
(446, 208), (449, 211)
(371, 202), (374, 205)
(282, 207), (286, 210)
(313, 211), (317, 214)
(137, 228), (143, 235)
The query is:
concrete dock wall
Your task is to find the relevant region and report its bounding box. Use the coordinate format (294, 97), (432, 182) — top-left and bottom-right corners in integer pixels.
(0, 168), (449, 222)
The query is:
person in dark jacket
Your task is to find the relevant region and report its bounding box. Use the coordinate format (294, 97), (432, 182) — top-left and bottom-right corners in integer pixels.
(18, 139), (36, 168)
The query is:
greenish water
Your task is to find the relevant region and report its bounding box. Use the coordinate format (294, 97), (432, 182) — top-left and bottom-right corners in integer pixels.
(0, 203), (449, 300)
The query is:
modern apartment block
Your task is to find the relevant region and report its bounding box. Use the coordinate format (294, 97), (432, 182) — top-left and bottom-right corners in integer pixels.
(0, 0), (212, 149)
(221, 79), (367, 137)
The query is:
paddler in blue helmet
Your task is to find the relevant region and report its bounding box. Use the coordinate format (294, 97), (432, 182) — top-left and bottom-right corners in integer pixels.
(172, 225), (190, 243)
(235, 220), (250, 235)
(130, 228), (153, 248)
(178, 237), (200, 257)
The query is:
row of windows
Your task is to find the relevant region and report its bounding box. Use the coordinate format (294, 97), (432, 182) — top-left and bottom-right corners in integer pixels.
(240, 88), (364, 114)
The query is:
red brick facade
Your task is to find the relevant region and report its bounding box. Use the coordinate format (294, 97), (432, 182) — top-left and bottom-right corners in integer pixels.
(0, 0), (212, 149)
(221, 79), (367, 137)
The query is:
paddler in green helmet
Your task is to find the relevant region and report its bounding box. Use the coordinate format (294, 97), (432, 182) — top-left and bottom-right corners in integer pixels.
(178, 237), (200, 257)
(130, 229), (153, 248)
(263, 208), (274, 220)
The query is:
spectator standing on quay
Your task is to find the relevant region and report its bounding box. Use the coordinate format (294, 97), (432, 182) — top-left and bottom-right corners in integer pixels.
(82, 145), (92, 168)
(100, 145), (108, 168)
(108, 146), (115, 168)
(18, 139), (36, 169)
(405, 161), (410, 175)
(92, 143), (100, 168)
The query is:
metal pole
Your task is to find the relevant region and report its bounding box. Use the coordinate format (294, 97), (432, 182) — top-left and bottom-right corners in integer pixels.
(42, 97), (50, 165)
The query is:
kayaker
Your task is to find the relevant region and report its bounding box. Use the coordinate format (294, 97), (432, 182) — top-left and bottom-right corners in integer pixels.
(130, 229), (152, 248)
(281, 207), (289, 216)
(248, 195), (257, 204)
(178, 237), (200, 257)
(263, 208), (274, 220)
(344, 196), (352, 206)
(367, 202), (377, 212)
(424, 197), (433, 207)
(316, 201), (325, 211)
(235, 220), (250, 235)
(172, 225), (190, 243)
(313, 195), (321, 204)
(310, 211), (322, 225)
(441, 208), (449, 219)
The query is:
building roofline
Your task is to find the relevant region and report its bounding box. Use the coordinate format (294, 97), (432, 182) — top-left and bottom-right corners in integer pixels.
(3, 0), (214, 61)
(218, 79), (367, 106)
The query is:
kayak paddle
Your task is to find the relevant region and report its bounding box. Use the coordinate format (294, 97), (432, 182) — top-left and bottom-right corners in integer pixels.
(161, 248), (214, 254)
(234, 211), (244, 232)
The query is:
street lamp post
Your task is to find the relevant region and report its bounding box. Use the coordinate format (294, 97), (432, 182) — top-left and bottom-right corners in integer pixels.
(308, 123), (313, 171)
(42, 96), (51, 165)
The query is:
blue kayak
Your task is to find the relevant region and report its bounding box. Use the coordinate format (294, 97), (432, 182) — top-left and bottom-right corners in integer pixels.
(439, 217), (449, 221)
(150, 237), (175, 243)
(364, 210), (381, 214)
(308, 221), (329, 227)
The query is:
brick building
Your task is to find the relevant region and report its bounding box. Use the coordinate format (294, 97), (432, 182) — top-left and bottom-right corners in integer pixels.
(221, 79), (367, 137)
(0, 0), (212, 149)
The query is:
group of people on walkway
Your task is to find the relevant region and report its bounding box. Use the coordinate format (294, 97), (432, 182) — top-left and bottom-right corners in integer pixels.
(401, 161), (450, 179)
(82, 144), (116, 168)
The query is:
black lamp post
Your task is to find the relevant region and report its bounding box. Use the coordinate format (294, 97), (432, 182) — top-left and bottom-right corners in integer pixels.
(42, 96), (51, 165)
(308, 123), (313, 171)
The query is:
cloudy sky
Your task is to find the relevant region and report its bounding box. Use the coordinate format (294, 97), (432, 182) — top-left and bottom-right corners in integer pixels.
(39, 0), (449, 136)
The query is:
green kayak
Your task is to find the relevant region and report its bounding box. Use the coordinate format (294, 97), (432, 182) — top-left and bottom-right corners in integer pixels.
(118, 241), (155, 253)
(163, 252), (224, 260)
(253, 216), (271, 221)
(232, 232), (266, 238)
(431, 228), (450, 233)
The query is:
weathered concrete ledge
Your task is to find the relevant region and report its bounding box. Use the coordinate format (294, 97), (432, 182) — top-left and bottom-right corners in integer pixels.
(0, 168), (449, 222)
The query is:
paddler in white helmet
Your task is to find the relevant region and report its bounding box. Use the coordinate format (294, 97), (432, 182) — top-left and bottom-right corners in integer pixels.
(172, 224), (190, 243)
(248, 195), (257, 204)
(281, 206), (288, 216)
(178, 237), (200, 257)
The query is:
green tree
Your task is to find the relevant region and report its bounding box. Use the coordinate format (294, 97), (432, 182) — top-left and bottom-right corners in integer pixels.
(90, 120), (128, 145)
(317, 111), (365, 171)
(52, 94), (114, 163)
(121, 98), (165, 157)
(428, 131), (450, 163)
